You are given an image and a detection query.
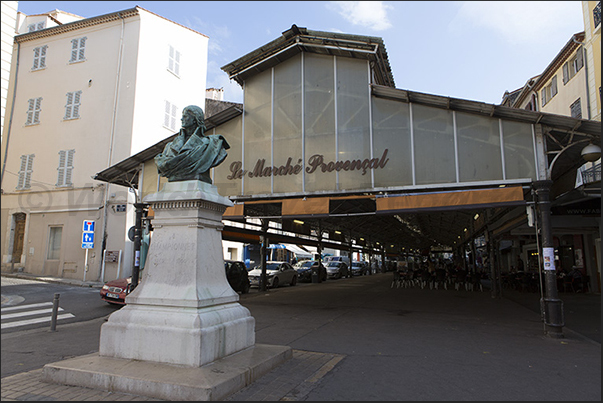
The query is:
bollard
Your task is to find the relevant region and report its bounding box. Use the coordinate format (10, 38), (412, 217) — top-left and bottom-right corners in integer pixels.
(50, 293), (60, 331)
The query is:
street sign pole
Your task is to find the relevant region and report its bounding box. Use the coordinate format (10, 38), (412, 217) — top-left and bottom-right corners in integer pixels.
(84, 248), (89, 282)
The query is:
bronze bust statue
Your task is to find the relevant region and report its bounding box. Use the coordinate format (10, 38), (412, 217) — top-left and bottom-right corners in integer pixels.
(154, 105), (230, 184)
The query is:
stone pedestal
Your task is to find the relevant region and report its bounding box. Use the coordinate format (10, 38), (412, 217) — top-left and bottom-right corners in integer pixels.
(98, 180), (255, 367)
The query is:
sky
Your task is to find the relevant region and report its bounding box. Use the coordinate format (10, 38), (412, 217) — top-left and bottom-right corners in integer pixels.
(16, 1), (586, 105)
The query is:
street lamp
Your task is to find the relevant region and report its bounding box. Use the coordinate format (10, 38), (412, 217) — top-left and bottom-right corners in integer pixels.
(581, 143), (601, 162)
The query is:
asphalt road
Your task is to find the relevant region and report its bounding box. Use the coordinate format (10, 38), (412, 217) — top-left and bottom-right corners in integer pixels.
(1, 273), (600, 401)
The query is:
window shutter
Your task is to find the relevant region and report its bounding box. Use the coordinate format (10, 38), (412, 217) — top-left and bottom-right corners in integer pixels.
(33, 98), (41, 124)
(57, 150), (66, 186)
(17, 155), (28, 188)
(65, 92), (74, 119)
(65, 149), (75, 185)
(24, 155), (34, 189)
(551, 76), (558, 97)
(40, 46), (47, 68)
(175, 50), (180, 76)
(78, 37), (86, 61)
(26, 99), (35, 125)
(164, 101), (171, 127)
(70, 39), (78, 62)
(33, 47), (40, 69)
(171, 103), (178, 130)
(576, 49), (584, 71)
(168, 46), (174, 72)
(562, 63), (569, 84)
(73, 91), (81, 118)
(570, 98), (582, 119)
(541, 89), (546, 106)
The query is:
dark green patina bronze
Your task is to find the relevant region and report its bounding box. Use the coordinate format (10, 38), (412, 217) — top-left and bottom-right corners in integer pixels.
(154, 105), (230, 184)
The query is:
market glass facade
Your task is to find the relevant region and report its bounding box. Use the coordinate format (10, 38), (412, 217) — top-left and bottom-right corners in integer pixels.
(208, 52), (537, 198)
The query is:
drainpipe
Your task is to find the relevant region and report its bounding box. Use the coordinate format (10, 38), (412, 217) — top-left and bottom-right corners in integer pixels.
(1, 41), (21, 188)
(98, 12), (126, 279)
(572, 36), (591, 120)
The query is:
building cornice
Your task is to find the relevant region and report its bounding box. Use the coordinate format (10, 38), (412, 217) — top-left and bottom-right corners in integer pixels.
(15, 7), (140, 42)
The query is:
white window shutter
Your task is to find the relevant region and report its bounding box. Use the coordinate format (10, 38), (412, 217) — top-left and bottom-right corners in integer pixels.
(70, 39), (78, 62)
(24, 155), (34, 189)
(33, 47), (40, 69)
(73, 91), (81, 118)
(164, 101), (171, 127)
(65, 150), (75, 185)
(78, 37), (86, 60)
(175, 51), (180, 76)
(65, 92), (74, 119)
(40, 46), (47, 68)
(26, 99), (34, 125)
(57, 150), (66, 186)
(171, 103), (178, 130)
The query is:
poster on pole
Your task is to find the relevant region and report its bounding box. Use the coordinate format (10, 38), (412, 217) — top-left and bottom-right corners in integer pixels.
(542, 247), (555, 271)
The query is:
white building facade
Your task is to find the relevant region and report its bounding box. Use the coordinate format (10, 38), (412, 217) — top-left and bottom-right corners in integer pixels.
(0, 6), (209, 283)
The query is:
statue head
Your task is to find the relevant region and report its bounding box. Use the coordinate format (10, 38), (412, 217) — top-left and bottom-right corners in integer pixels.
(182, 105), (206, 133)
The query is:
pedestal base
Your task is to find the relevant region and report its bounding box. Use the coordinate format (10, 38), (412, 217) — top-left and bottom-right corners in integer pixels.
(99, 180), (255, 367)
(43, 344), (292, 401)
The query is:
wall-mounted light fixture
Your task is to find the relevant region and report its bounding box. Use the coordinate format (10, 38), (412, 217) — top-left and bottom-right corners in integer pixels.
(581, 143), (601, 162)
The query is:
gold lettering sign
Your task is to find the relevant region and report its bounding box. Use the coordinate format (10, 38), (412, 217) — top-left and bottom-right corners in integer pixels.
(227, 149), (389, 180)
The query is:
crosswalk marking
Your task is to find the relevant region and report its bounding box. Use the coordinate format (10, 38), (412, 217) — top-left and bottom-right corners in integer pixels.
(2, 307), (64, 319)
(1, 302), (53, 312)
(1, 313), (75, 329)
(1, 302), (75, 330)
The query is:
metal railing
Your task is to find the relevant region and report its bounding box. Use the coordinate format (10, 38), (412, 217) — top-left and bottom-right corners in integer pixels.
(581, 163), (601, 184)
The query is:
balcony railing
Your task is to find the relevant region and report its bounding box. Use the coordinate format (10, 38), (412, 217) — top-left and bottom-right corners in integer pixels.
(581, 163), (601, 185)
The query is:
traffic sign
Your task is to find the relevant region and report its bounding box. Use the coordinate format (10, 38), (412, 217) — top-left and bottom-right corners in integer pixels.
(82, 232), (94, 249)
(83, 220), (95, 233)
(82, 220), (95, 249)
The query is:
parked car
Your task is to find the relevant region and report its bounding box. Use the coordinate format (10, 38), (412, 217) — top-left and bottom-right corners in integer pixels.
(326, 261), (349, 279)
(100, 277), (132, 305)
(323, 255), (350, 266)
(294, 260), (327, 282)
(224, 260), (251, 294)
(248, 261), (298, 288)
(351, 261), (370, 276)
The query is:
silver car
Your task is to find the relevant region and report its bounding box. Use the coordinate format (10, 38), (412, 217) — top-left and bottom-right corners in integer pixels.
(326, 261), (349, 279)
(248, 261), (298, 288)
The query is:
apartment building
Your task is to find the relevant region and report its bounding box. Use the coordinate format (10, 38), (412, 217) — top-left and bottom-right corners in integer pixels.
(0, 6), (209, 283)
(502, 1), (600, 122)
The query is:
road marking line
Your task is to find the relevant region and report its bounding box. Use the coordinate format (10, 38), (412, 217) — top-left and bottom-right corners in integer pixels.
(1, 313), (75, 329)
(1, 307), (64, 319)
(1, 302), (53, 312)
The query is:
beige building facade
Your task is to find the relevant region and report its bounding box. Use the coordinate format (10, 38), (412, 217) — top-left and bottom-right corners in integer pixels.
(0, 6), (209, 283)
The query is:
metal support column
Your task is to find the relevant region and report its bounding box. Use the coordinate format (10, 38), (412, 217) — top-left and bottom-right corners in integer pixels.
(533, 180), (564, 338)
(260, 219), (269, 291)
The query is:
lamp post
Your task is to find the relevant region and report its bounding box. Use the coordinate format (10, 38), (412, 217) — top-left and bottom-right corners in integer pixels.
(532, 180), (563, 338)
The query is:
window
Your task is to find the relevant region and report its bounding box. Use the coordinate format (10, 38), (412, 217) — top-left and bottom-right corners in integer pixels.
(168, 45), (180, 76)
(28, 21), (45, 32)
(25, 97), (42, 125)
(570, 98), (582, 119)
(17, 154), (34, 190)
(69, 37), (86, 63)
(541, 76), (558, 106)
(32, 46), (47, 70)
(64, 91), (82, 120)
(56, 149), (75, 187)
(594, 1), (601, 28)
(47, 226), (62, 260)
(164, 100), (178, 131)
(562, 50), (584, 84)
